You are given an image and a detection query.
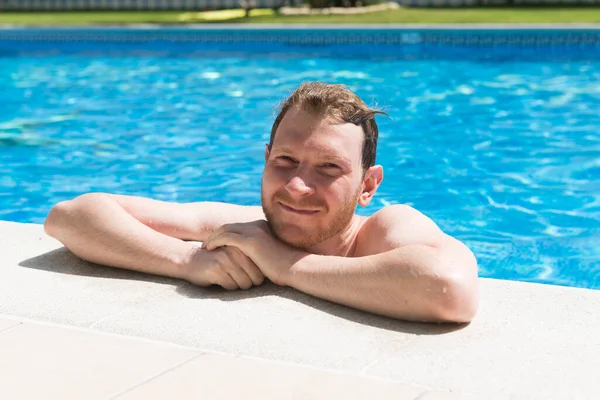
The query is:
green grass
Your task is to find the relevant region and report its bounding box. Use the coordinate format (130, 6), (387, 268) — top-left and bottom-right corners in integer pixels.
(1, 8), (600, 25)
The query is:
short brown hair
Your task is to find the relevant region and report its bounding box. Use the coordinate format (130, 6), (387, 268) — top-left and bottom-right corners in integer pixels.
(268, 82), (387, 172)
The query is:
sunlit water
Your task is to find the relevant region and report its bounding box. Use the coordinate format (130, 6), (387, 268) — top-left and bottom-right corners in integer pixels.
(1, 37), (599, 289)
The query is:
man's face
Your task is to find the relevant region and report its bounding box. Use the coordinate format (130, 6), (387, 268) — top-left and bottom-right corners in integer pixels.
(261, 107), (366, 250)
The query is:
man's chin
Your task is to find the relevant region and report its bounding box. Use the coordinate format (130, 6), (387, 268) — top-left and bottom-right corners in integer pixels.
(266, 223), (313, 251)
(271, 229), (310, 250)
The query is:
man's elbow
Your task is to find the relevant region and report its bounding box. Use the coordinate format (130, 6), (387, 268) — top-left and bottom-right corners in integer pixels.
(45, 193), (102, 236)
(432, 240), (480, 323)
(44, 200), (74, 239)
(433, 254), (479, 323)
(435, 276), (479, 323)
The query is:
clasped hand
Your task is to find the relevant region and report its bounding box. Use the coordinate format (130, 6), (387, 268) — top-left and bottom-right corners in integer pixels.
(182, 220), (306, 290)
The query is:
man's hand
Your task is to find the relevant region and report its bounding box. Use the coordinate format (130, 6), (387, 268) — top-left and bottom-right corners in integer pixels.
(182, 245), (265, 290)
(201, 220), (307, 286)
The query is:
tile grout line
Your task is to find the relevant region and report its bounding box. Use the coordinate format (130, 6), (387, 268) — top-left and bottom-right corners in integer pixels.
(358, 356), (384, 376)
(109, 350), (435, 400)
(0, 312), (201, 351)
(0, 321), (23, 334)
(1, 310), (425, 386)
(8, 312), (402, 381)
(413, 390), (433, 400)
(108, 352), (209, 399)
(231, 351), (436, 391)
(1, 314), (440, 392)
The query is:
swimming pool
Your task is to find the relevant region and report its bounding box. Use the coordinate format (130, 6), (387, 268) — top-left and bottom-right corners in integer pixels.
(1, 27), (599, 289)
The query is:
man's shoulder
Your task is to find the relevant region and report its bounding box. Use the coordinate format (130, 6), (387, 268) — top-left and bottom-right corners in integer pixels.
(360, 204), (429, 233)
(355, 204), (445, 255)
(366, 204), (422, 225)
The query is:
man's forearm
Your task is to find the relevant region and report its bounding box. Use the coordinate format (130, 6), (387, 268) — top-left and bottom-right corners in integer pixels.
(284, 245), (477, 323)
(44, 194), (192, 280)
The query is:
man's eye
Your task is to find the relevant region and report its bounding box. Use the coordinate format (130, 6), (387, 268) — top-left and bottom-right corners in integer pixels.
(322, 163), (340, 169)
(278, 156), (297, 163)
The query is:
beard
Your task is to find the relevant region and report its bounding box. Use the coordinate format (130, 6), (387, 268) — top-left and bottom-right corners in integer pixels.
(261, 183), (361, 250)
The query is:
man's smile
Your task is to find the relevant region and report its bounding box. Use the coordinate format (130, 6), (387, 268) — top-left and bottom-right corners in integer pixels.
(278, 202), (320, 215)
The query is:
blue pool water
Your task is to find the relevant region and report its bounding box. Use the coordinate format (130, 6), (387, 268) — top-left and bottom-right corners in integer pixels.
(1, 30), (599, 289)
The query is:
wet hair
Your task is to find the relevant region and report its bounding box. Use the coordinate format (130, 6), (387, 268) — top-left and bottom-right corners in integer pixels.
(268, 82), (387, 172)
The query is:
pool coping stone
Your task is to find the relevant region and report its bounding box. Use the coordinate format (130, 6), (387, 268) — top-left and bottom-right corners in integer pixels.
(1, 220), (599, 399)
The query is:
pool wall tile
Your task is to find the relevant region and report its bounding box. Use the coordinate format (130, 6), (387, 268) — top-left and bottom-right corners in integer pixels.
(1, 27), (600, 61)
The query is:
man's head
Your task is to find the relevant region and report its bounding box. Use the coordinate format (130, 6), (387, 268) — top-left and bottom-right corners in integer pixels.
(261, 82), (385, 250)
(269, 82), (385, 174)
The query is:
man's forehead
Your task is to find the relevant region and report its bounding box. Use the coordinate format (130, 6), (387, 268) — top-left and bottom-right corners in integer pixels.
(279, 106), (344, 128)
(274, 124), (360, 147)
(276, 110), (363, 141)
(275, 121), (361, 160)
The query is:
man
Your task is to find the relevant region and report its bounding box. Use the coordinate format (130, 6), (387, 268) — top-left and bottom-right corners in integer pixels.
(44, 82), (479, 323)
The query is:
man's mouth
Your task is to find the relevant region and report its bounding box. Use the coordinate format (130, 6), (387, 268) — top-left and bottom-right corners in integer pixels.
(278, 202), (320, 215)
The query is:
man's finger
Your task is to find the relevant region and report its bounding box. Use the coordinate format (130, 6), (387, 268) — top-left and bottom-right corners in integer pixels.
(203, 227), (233, 249)
(215, 271), (239, 291)
(241, 259), (265, 287)
(231, 248), (265, 286)
(203, 223), (254, 247)
(205, 232), (243, 252)
(201, 226), (224, 249)
(219, 248), (254, 290)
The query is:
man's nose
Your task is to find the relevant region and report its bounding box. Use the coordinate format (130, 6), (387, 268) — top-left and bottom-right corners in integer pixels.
(284, 174), (315, 197)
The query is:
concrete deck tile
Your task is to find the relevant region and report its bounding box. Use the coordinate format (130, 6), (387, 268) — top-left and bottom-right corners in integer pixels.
(114, 352), (427, 400)
(0, 315), (21, 332)
(3, 221), (600, 399)
(6, 223), (426, 373)
(364, 279), (600, 398)
(1, 221), (180, 327)
(91, 283), (424, 372)
(0, 322), (200, 399)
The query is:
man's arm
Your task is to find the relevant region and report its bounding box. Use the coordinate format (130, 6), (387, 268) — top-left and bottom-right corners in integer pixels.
(284, 240), (478, 323)
(44, 192), (264, 279)
(201, 206), (479, 323)
(284, 205), (479, 323)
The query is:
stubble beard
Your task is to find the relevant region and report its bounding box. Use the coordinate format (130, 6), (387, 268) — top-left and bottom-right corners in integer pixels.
(261, 184), (361, 251)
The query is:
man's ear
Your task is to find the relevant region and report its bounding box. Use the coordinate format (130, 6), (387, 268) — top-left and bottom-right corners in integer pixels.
(358, 165), (383, 207)
(265, 144), (270, 162)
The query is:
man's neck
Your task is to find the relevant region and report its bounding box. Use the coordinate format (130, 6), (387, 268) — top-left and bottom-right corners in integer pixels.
(304, 215), (365, 257)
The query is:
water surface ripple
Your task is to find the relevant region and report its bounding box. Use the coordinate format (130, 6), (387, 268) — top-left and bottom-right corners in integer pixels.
(1, 52), (599, 289)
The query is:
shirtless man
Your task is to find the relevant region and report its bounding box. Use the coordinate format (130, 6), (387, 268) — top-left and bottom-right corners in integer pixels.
(44, 82), (479, 323)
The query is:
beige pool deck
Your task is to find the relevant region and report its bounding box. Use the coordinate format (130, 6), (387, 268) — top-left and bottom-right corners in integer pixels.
(1, 220), (599, 399)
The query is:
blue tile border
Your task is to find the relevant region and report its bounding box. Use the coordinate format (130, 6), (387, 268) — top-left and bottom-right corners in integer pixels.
(1, 27), (600, 45)
(1, 27), (599, 61)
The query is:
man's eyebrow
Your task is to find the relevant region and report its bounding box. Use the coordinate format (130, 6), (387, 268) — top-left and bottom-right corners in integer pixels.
(319, 154), (352, 166)
(272, 147), (296, 155)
